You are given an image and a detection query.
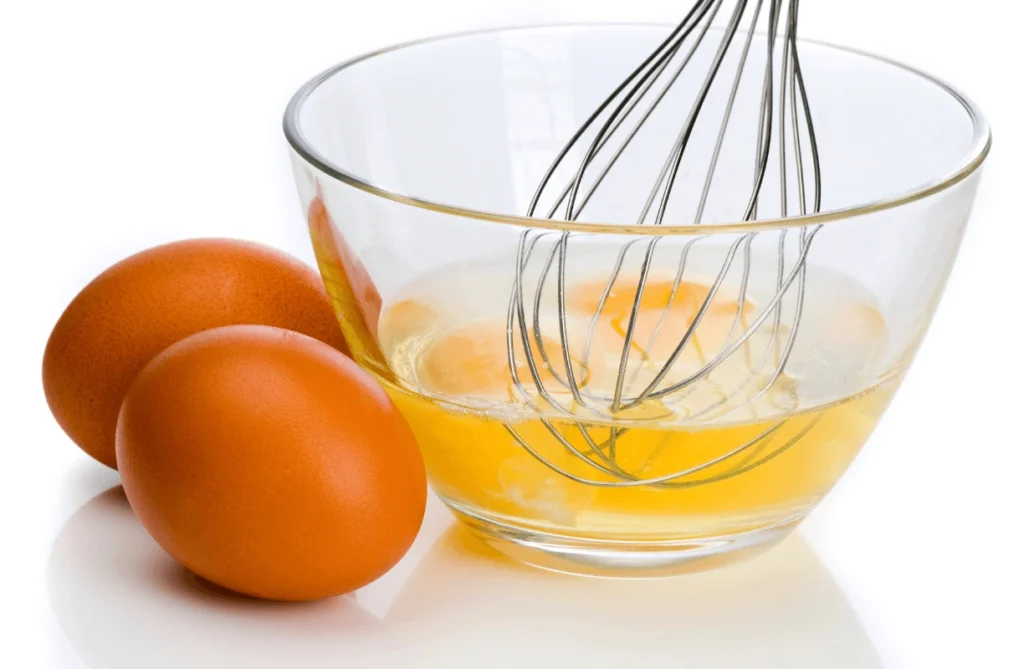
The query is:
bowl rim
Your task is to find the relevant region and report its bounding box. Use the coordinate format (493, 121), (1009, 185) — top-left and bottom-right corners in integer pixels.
(283, 22), (991, 236)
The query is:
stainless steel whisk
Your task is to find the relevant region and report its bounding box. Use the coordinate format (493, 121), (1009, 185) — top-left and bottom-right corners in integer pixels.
(504, 0), (825, 488)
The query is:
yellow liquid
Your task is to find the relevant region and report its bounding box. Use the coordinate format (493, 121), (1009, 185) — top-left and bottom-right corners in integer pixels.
(393, 381), (894, 538)
(314, 233), (898, 541)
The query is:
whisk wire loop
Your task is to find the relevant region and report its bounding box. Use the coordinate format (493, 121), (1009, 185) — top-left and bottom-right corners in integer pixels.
(506, 0), (824, 487)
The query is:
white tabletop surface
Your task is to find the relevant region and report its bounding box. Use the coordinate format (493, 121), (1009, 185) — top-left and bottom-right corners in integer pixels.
(3, 1), (1022, 667)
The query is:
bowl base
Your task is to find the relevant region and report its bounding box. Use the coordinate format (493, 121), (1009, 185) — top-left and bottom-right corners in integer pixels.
(441, 497), (806, 578)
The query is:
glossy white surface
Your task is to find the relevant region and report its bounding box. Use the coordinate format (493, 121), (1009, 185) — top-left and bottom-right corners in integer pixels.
(3, 1), (1022, 667)
(50, 487), (881, 668)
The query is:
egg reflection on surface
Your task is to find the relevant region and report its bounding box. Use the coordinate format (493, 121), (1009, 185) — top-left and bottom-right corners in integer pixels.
(48, 488), (390, 669)
(49, 487), (881, 669)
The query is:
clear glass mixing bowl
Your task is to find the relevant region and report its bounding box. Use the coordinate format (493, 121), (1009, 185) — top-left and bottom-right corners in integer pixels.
(284, 24), (989, 576)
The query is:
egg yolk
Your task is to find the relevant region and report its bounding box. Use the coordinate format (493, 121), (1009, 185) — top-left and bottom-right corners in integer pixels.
(569, 277), (754, 370)
(418, 321), (581, 398)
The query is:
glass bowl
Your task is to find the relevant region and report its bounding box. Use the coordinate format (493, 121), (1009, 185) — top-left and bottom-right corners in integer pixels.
(284, 24), (989, 576)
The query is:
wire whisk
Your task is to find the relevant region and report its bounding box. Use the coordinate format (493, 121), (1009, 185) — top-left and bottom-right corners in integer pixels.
(504, 0), (825, 488)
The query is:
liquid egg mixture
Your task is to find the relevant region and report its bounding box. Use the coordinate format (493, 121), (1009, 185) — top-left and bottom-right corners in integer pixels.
(366, 252), (896, 540)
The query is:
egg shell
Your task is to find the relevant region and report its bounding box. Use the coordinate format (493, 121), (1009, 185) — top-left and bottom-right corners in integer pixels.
(116, 324), (426, 602)
(42, 238), (347, 469)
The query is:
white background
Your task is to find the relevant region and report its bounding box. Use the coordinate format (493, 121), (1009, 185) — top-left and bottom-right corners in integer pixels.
(2, 1), (1022, 667)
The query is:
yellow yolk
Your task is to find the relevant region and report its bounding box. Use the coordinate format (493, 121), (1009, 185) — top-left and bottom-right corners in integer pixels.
(568, 277), (757, 387)
(418, 321), (580, 398)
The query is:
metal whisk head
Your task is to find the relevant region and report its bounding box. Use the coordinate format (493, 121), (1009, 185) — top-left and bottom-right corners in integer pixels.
(504, 0), (825, 487)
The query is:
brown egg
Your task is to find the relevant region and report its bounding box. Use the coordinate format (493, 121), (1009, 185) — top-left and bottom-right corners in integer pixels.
(116, 324), (426, 602)
(42, 239), (347, 469)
